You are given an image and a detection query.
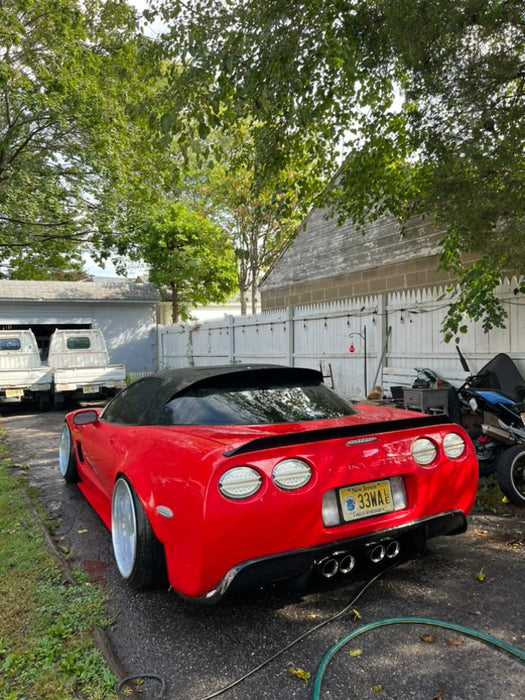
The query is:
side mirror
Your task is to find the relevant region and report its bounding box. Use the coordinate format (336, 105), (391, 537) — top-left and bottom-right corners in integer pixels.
(73, 409), (99, 426)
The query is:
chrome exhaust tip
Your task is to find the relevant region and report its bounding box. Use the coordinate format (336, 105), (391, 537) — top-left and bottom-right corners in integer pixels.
(385, 540), (401, 559)
(369, 544), (386, 563)
(339, 553), (356, 574)
(318, 557), (339, 578)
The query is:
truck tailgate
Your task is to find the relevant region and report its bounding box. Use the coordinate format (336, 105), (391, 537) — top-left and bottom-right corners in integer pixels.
(54, 365), (126, 392)
(0, 368), (52, 390)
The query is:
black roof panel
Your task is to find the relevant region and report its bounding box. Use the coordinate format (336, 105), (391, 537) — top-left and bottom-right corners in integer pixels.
(155, 364), (324, 398)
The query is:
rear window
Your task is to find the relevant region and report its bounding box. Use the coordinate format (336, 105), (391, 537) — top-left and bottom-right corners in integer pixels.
(160, 382), (356, 425)
(0, 338), (21, 351)
(66, 337), (91, 350)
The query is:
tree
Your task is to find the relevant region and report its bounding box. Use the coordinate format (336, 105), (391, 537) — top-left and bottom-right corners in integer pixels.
(190, 121), (322, 314)
(0, 0), (151, 278)
(137, 200), (237, 322)
(155, 0), (525, 338)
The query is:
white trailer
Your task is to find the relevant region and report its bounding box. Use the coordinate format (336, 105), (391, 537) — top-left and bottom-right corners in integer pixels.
(0, 330), (52, 407)
(48, 329), (126, 406)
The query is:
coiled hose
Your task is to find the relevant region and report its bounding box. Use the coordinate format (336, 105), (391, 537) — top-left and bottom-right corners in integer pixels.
(313, 616), (525, 699)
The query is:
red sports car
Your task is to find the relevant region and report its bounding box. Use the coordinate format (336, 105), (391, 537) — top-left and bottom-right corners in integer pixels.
(59, 365), (478, 602)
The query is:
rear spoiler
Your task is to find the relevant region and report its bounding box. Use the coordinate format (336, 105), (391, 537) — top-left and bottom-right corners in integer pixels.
(224, 414), (453, 457)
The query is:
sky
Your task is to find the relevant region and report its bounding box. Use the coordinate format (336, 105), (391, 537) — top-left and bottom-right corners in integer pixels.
(83, 253), (117, 277)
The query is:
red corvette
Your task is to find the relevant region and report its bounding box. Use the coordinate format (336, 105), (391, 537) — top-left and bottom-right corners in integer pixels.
(59, 365), (478, 602)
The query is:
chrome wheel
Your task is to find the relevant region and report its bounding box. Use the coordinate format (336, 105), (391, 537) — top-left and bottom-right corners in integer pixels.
(58, 424), (78, 482)
(58, 425), (71, 477)
(112, 478), (138, 579)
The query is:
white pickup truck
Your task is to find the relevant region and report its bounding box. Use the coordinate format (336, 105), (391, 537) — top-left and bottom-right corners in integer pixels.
(48, 329), (126, 406)
(0, 330), (52, 407)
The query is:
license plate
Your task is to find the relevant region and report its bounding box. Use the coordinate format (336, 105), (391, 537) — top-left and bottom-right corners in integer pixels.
(5, 389), (23, 399)
(339, 479), (394, 522)
(82, 385), (99, 395)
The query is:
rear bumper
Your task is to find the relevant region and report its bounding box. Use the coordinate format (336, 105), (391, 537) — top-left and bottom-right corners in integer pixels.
(186, 510), (467, 604)
(0, 384), (51, 402)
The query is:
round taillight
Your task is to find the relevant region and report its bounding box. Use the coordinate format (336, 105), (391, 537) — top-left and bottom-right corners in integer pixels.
(412, 438), (437, 466)
(443, 432), (466, 459)
(219, 467), (262, 499)
(272, 459), (312, 490)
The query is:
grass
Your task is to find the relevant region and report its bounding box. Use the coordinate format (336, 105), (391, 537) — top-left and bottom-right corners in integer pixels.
(0, 429), (117, 700)
(474, 472), (522, 517)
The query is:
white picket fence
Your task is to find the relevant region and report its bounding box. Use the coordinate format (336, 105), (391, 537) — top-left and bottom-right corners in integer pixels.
(157, 277), (525, 399)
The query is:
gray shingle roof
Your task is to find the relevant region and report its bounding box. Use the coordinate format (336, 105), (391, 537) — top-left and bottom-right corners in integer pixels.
(0, 278), (161, 302)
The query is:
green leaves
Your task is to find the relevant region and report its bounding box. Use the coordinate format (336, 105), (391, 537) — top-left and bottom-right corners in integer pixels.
(138, 200), (237, 322)
(157, 0), (525, 335)
(0, 1), (152, 278)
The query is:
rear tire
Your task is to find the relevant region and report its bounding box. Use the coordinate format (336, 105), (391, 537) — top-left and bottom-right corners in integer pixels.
(39, 391), (51, 411)
(111, 477), (167, 590)
(58, 424), (78, 483)
(496, 446), (525, 507)
(467, 427), (503, 476)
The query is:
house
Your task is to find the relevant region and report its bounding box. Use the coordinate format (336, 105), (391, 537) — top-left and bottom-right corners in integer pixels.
(157, 294), (246, 324)
(260, 207), (464, 310)
(0, 278), (161, 371)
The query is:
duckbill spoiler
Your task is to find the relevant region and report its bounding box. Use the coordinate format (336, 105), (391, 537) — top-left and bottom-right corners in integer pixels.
(224, 414), (454, 457)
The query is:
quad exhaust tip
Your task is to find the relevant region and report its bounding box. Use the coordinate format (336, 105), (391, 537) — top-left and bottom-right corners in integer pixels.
(369, 544), (386, 563)
(339, 553), (356, 574)
(319, 557), (339, 578)
(385, 540), (401, 559)
(369, 539), (401, 563)
(317, 541), (401, 579)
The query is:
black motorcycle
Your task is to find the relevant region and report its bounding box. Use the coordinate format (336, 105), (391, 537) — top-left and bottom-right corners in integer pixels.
(455, 348), (525, 506)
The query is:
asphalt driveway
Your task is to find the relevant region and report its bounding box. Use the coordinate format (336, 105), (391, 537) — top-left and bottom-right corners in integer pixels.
(2, 406), (524, 699)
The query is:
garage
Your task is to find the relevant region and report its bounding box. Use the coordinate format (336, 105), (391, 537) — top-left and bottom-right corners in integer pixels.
(0, 278), (161, 371)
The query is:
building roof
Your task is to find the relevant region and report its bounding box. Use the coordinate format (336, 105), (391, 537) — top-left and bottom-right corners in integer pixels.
(260, 207), (442, 291)
(0, 278), (161, 303)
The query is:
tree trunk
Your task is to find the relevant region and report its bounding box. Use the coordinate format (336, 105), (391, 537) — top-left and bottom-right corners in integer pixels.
(171, 281), (179, 323)
(239, 283), (247, 315)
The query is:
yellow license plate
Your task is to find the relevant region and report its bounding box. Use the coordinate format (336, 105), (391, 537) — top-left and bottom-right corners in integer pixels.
(339, 479), (394, 522)
(5, 389), (24, 399)
(82, 385), (99, 394)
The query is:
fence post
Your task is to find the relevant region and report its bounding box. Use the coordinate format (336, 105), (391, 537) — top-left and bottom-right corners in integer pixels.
(287, 306), (295, 366)
(370, 294), (390, 389)
(186, 325), (194, 366)
(228, 315), (235, 364)
(377, 294), (387, 385)
(156, 326), (163, 371)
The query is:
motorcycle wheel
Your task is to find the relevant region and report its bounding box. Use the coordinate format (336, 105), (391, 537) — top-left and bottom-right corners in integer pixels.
(467, 427), (504, 476)
(496, 445), (525, 507)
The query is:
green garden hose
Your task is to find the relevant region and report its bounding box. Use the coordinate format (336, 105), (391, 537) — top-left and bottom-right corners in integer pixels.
(313, 616), (525, 699)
